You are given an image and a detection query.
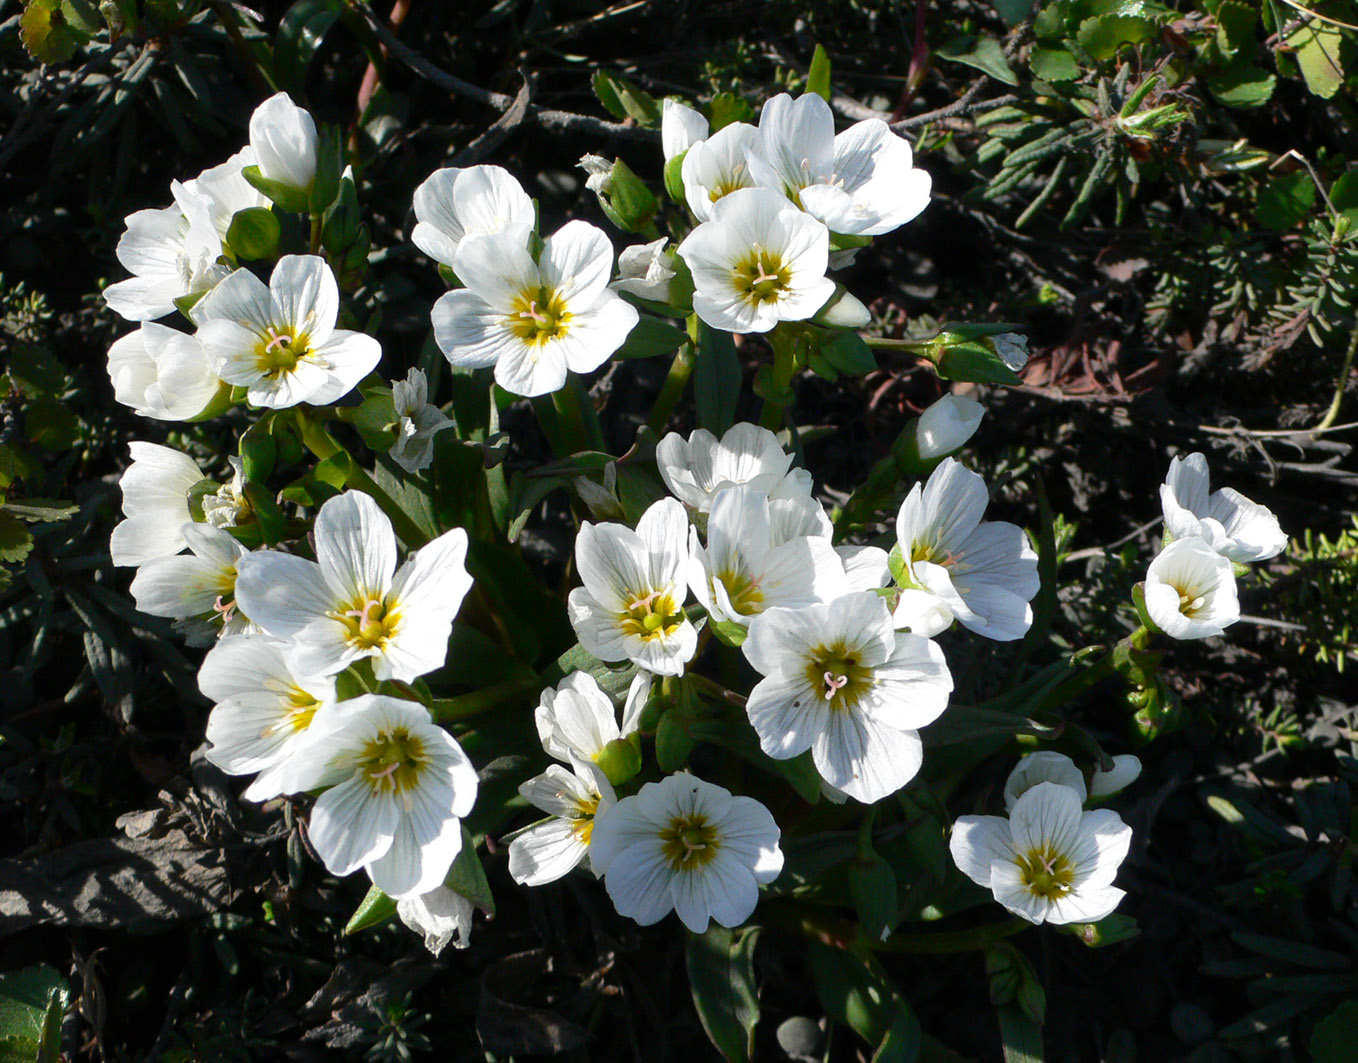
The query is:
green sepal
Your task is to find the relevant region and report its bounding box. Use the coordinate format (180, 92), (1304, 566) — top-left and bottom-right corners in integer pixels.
(596, 157), (659, 233)
(183, 381), (235, 422)
(344, 884), (397, 935)
(242, 164), (311, 214)
(239, 420), (277, 482)
(709, 616), (748, 648)
(656, 707), (696, 771)
(309, 123), (344, 214)
(805, 44), (831, 100)
(596, 737), (643, 786)
(322, 172), (360, 254)
(174, 289), (209, 320)
(241, 482), (285, 546)
(887, 543), (908, 584)
(226, 206), (281, 261)
(185, 478), (220, 523)
(1064, 913), (1140, 948)
(664, 150), (688, 204)
(935, 340), (1022, 386)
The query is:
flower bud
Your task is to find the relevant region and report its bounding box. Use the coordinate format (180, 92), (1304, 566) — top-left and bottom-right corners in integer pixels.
(248, 92), (318, 194)
(915, 394), (984, 459)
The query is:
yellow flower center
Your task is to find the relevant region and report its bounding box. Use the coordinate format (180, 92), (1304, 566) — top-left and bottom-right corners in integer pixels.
(734, 248), (791, 306)
(260, 687), (321, 738)
(911, 539), (955, 567)
(1176, 588), (1207, 616)
(714, 568), (764, 616)
(358, 726), (427, 796)
(256, 325), (309, 376)
(619, 588), (684, 641)
(1016, 845), (1075, 899)
(336, 594), (401, 650)
(506, 287), (571, 346)
(568, 792), (602, 845)
(659, 813), (720, 870)
(804, 645), (873, 711)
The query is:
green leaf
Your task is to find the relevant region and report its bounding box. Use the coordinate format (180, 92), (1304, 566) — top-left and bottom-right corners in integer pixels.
(616, 317), (689, 360)
(1257, 170), (1317, 231)
(708, 92), (755, 131)
(446, 825), (495, 915)
(1311, 1000), (1358, 1063)
(1331, 171), (1358, 229)
(922, 705), (1061, 745)
(1076, 14), (1155, 60)
(20, 0), (89, 64)
(275, 0), (339, 97)
(1028, 47), (1081, 81)
(818, 330), (877, 376)
(805, 44), (832, 100)
(226, 206), (281, 260)
(687, 719), (821, 804)
(850, 851), (898, 943)
(995, 1004), (1044, 1063)
(241, 163), (311, 214)
(0, 513), (34, 564)
(993, 0), (1034, 26)
(3, 498), (76, 522)
(1208, 59), (1276, 108)
(1215, 0), (1257, 58)
(592, 70), (661, 125)
(1287, 18), (1345, 99)
(344, 884), (398, 934)
(0, 965), (67, 1063)
(934, 35), (1018, 86)
(809, 943), (920, 1060)
(935, 340), (1023, 386)
(538, 642), (636, 702)
(310, 123), (344, 213)
(685, 926), (761, 1063)
(693, 317), (741, 434)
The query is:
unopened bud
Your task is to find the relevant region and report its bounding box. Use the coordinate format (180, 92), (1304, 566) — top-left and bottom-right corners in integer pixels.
(916, 394), (984, 459)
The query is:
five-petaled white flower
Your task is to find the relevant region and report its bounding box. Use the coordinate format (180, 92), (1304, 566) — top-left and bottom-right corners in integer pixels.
(249, 92), (318, 195)
(432, 220), (639, 397)
(200, 634), (339, 801)
(590, 773), (783, 933)
(950, 781), (1132, 925)
(681, 122), (763, 222)
(655, 422), (812, 514)
(389, 368), (453, 473)
(893, 458), (1040, 641)
(110, 442), (208, 567)
(750, 92), (931, 237)
(742, 591), (953, 803)
(108, 322), (224, 422)
(1143, 537), (1240, 640)
(567, 497), (697, 677)
(284, 694), (478, 900)
(411, 164), (535, 269)
(1160, 452), (1287, 564)
(233, 490), (472, 682)
(535, 670), (639, 765)
(129, 523), (257, 641)
(193, 254), (381, 410)
(508, 759), (616, 887)
(677, 187), (834, 334)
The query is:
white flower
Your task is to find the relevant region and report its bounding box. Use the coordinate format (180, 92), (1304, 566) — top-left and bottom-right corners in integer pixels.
(129, 523), (257, 639)
(107, 322), (223, 422)
(397, 885), (475, 955)
(1160, 453), (1287, 563)
(390, 368), (453, 473)
(249, 92), (318, 193)
(233, 491), (473, 682)
(202, 456), (249, 529)
(655, 422), (810, 514)
(612, 238), (677, 302)
(1089, 755), (1141, 799)
(535, 670), (636, 764)
(567, 497), (697, 677)
(102, 185), (232, 322)
(508, 759), (616, 886)
(432, 221), (639, 397)
(893, 458), (1040, 642)
(590, 773), (783, 933)
(411, 164), (535, 269)
(285, 694), (477, 900)
(677, 187), (834, 334)
(950, 781), (1132, 925)
(742, 592), (953, 803)
(184, 147), (271, 241)
(681, 122), (763, 222)
(749, 92), (931, 237)
(689, 485), (845, 628)
(1003, 751), (1087, 812)
(835, 544), (892, 592)
(110, 443), (206, 567)
(916, 394), (984, 460)
(199, 635), (339, 801)
(991, 332), (1029, 373)
(1143, 537), (1240, 640)
(193, 254), (381, 409)
(662, 99), (709, 162)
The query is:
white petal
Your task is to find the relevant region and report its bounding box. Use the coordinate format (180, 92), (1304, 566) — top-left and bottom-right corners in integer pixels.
(1008, 782), (1084, 857)
(949, 815), (1014, 888)
(508, 819), (589, 886)
(233, 551), (335, 638)
(1004, 752), (1086, 812)
(540, 220), (615, 305)
(308, 776), (398, 877)
(315, 491), (397, 603)
(604, 838), (676, 925)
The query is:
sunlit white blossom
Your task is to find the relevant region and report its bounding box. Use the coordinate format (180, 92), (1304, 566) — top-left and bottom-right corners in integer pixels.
(110, 442), (206, 567)
(201, 456), (249, 529)
(749, 92), (931, 237)
(412, 164), (535, 269)
(1089, 755), (1142, 799)
(508, 759), (616, 887)
(389, 368), (453, 473)
(129, 523), (257, 640)
(950, 781), (1132, 925)
(662, 99), (709, 162)
(567, 497), (697, 677)
(249, 92), (318, 194)
(535, 670), (638, 765)
(200, 635), (339, 800)
(1143, 537), (1240, 640)
(612, 237), (677, 302)
(681, 122), (763, 222)
(432, 221), (638, 397)
(916, 394), (984, 461)
(285, 694), (478, 900)
(992, 332), (1029, 373)
(590, 773), (783, 933)
(184, 147), (270, 241)
(655, 422), (811, 514)
(107, 321), (224, 422)
(1160, 452), (1287, 564)
(234, 490), (472, 682)
(677, 187), (834, 333)
(743, 592), (953, 803)
(894, 458), (1040, 642)
(1003, 751), (1087, 812)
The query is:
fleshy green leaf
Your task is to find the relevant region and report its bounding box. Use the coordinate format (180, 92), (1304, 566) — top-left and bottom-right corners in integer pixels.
(934, 35), (1018, 86)
(1028, 47), (1081, 82)
(1287, 18), (1345, 99)
(805, 44), (831, 101)
(1076, 14), (1155, 61)
(344, 884), (398, 934)
(685, 925), (761, 1063)
(1257, 171), (1317, 231)
(0, 513), (34, 564)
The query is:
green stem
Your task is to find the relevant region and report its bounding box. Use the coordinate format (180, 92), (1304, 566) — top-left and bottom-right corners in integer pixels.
(874, 919), (1030, 954)
(757, 327), (799, 430)
(1316, 320), (1358, 432)
(863, 336), (936, 354)
(552, 374), (606, 454)
(647, 334), (696, 432)
(309, 213), (323, 255)
(295, 409), (430, 547)
(429, 676), (539, 723)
